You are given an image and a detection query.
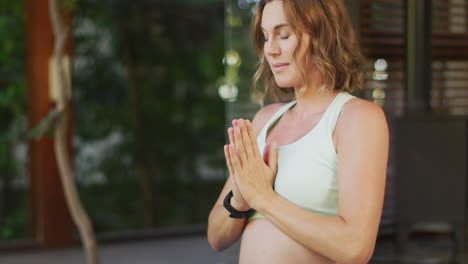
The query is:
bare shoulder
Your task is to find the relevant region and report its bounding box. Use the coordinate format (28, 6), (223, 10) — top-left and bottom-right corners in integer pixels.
(251, 102), (285, 135)
(337, 97), (389, 137)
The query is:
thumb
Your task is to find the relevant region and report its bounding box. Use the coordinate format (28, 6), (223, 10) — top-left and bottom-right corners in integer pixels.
(268, 142), (278, 171)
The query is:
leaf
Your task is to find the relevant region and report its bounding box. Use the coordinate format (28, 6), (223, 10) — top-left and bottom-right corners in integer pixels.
(28, 109), (61, 139)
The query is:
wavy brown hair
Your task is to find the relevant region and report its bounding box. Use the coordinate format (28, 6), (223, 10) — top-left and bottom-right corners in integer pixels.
(252, 0), (364, 103)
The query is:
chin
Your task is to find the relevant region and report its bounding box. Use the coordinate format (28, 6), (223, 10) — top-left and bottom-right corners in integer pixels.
(274, 76), (298, 88)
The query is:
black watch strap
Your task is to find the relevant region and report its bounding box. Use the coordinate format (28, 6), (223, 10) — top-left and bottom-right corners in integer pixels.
(223, 191), (254, 219)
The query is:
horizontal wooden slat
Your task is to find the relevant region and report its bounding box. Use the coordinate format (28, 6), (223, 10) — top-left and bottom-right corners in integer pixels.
(432, 61), (468, 69)
(433, 11), (467, 17)
(433, 1), (467, 9)
(432, 38), (468, 46)
(361, 8), (404, 16)
(360, 0), (404, 6)
(432, 51), (468, 59)
(361, 17), (404, 26)
(433, 77), (468, 82)
(433, 20), (467, 27)
(432, 69), (468, 73)
(362, 48), (405, 57)
(432, 31), (468, 37)
(361, 37), (404, 46)
(361, 28), (404, 36)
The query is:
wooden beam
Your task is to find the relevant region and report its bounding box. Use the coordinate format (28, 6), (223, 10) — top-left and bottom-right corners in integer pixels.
(25, 0), (74, 247)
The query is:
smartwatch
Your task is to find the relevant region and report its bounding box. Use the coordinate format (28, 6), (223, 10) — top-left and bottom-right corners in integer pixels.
(223, 191), (254, 219)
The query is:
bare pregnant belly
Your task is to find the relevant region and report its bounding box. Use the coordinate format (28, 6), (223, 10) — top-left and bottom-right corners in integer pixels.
(240, 218), (334, 264)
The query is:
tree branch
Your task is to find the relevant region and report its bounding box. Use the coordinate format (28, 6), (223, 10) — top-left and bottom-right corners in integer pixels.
(48, 0), (100, 263)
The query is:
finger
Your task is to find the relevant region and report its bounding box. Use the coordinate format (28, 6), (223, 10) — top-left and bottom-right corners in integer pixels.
(229, 127), (244, 166)
(234, 125), (247, 163)
(231, 120), (240, 145)
(268, 142), (278, 171)
(224, 145), (234, 175)
(245, 119), (261, 159)
(228, 127), (235, 145)
(232, 119), (238, 128)
(229, 143), (242, 172)
(239, 119), (255, 161)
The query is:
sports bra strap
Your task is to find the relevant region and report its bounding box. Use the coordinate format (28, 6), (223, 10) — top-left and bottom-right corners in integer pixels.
(326, 92), (355, 134)
(259, 100), (297, 137)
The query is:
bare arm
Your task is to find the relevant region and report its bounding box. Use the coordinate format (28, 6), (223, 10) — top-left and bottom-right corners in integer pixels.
(207, 175), (248, 251)
(230, 100), (389, 263)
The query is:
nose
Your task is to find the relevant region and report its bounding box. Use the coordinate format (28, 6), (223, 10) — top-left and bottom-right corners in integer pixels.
(265, 38), (280, 56)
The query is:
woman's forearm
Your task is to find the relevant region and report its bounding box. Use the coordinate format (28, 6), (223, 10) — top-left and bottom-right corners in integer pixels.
(207, 204), (247, 252)
(257, 190), (375, 264)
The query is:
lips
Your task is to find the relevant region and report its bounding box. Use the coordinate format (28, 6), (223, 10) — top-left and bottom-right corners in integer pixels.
(272, 63), (289, 72)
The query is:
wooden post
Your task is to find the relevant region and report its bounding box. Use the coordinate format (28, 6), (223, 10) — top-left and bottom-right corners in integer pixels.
(344, 0), (360, 41)
(406, 0), (432, 113)
(25, 0), (74, 246)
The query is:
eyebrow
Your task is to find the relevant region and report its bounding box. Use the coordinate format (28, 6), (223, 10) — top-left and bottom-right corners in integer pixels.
(261, 23), (289, 32)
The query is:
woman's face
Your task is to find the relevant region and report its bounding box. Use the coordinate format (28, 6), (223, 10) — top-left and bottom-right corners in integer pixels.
(261, 0), (310, 88)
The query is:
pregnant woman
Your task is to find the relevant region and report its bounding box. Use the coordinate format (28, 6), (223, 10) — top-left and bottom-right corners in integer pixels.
(207, 0), (389, 263)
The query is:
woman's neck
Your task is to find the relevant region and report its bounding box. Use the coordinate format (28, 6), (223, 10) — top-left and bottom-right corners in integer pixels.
(290, 82), (338, 120)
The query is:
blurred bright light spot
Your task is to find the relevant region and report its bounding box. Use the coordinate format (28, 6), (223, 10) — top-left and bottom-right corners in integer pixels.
(373, 71), (388, 81)
(373, 59), (388, 80)
(225, 50), (241, 67)
(218, 84), (238, 102)
(227, 15), (242, 27)
(374, 59), (388, 71)
(373, 88), (386, 106)
(372, 88), (386, 100)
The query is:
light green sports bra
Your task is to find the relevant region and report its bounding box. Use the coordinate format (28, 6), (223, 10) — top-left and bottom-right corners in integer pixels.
(249, 92), (355, 220)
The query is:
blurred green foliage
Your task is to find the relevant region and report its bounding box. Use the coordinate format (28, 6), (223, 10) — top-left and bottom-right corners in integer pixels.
(73, 0), (227, 232)
(0, 0), (28, 240)
(0, 2), (25, 119)
(1, 201), (27, 240)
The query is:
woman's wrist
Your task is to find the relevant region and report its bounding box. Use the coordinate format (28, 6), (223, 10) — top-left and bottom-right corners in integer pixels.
(230, 195), (251, 212)
(252, 188), (276, 213)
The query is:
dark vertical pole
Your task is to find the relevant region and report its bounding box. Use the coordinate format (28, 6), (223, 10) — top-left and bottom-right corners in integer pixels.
(25, 0), (74, 246)
(406, 0), (432, 114)
(344, 0), (360, 41)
